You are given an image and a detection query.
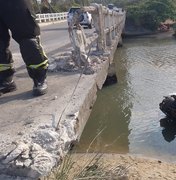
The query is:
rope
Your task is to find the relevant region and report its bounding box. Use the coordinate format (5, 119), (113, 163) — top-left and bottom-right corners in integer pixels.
(56, 10), (93, 130)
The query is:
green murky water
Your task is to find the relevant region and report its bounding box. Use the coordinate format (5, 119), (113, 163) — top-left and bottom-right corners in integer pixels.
(76, 33), (176, 162)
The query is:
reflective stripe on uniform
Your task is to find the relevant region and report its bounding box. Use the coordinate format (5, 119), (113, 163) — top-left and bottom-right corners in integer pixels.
(0, 64), (13, 71)
(28, 60), (48, 69)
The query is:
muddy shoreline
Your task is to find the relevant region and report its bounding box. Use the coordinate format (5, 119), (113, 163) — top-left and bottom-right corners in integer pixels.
(67, 153), (176, 180)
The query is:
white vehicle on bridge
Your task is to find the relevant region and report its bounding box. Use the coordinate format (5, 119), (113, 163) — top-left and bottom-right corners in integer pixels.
(108, 4), (123, 13)
(67, 7), (93, 29)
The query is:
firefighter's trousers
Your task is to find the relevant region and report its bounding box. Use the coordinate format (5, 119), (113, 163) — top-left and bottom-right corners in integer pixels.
(0, 0), (48, 81)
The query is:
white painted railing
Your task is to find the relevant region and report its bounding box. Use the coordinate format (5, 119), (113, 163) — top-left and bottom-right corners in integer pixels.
(36, 12), (67, 23)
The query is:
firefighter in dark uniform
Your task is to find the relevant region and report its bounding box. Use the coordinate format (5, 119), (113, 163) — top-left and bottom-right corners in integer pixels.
(0, 0), (48, 96)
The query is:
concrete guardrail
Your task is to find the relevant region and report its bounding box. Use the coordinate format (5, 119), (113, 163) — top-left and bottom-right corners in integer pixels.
(68, 3), (126, 68)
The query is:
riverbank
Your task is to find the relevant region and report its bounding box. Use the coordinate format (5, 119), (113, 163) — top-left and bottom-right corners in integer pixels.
(122, 26), (175, 38)
(61, 153), (176, 180)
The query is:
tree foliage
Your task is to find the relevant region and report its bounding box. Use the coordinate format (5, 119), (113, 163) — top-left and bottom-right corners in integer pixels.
(32, 0), (91, 13)
(33, 0), (176, 31)
(126, 0), (176, 30)
(91, 0), (176, 30)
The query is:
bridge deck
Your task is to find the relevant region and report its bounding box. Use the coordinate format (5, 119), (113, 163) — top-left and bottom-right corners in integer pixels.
(0, 4), (125, 178)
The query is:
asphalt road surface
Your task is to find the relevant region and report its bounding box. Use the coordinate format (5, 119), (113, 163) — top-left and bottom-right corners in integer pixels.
(10, 21), (71, 68)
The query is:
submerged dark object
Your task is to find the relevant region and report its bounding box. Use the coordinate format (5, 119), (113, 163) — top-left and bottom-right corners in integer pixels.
(159, 95), (176, 119)
(160, 117), (176, 142)
(103, 74), (117, 87)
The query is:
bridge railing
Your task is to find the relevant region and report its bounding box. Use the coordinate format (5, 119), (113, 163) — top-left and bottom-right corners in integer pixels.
(68, 4), (126, 67)
(82, 4), (126, 51)
(36, 12), (67, 23)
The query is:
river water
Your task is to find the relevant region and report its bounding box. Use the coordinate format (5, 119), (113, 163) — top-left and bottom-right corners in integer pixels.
(76, 33), (176, 162)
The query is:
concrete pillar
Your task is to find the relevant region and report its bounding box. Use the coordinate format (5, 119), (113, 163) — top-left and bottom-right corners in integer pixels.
(106, 11), (112, 46)
(92, 4), (106, 51)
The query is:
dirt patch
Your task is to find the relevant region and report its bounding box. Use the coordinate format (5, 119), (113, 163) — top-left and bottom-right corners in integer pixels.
(65, 153), (176, 180)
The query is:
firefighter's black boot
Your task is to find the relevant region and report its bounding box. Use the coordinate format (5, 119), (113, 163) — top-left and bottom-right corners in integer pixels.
(33, 79), (47, 96)
(0, 79), (16, 95)
(0, 69), (16, 95)
(27, 67), (48, 96)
